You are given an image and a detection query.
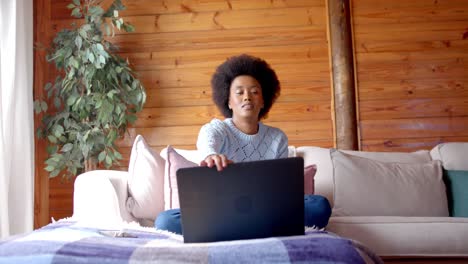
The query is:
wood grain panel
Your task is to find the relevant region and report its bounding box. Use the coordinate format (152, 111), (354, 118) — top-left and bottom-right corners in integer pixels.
(145, 83), (331, 108)
(49, 188), (73, 210)
(360, 117), (468, 140)
(134, 101), (332, 127)
(360, 98), (468, 120)
(357, 50), (468, 63)
(51, 0), (324, 18)
(117, 120), (332, 148)
(52, 7), (325, 34)
(138, 62), (330, 88)
(361, 136), (468, 152)
(353, 5), (468, 24)
(356, 57), (468, 82)
(37, 0), (331, 228)
(49, 210), (73, 221)
(34, 0), (52, 229)
(110, 26), (326, 53)
(353, 0), (468, 10)
(354, 21), (467, 42)
(358, 79), (468, 101)
(124, 44), (329, 71)
(355, 39), (468, 53)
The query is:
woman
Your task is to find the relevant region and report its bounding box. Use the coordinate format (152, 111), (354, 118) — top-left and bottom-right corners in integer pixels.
(155, 54), (331, 234)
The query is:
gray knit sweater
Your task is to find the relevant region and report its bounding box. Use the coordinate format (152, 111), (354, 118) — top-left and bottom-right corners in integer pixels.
(196, 118), (289, 162)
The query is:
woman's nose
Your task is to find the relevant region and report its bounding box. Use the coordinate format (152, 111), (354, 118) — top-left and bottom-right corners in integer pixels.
(243, 93), (251, 101)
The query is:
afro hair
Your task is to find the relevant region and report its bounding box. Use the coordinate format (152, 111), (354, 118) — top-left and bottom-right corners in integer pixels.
(210, 54), (280, 120)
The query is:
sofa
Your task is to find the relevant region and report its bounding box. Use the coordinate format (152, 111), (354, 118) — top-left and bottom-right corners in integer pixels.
(72, 137), (468, 261)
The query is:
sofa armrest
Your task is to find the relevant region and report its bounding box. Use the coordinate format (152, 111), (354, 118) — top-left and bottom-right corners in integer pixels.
(72, 170), (137, 225)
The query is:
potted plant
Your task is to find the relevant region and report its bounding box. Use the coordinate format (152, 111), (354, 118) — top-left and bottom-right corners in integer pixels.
(34, 0), (146, 178)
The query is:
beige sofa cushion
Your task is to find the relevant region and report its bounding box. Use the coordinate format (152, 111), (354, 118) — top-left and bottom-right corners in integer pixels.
(296, 147), (432, 206)
(328, 216), (468, 257)
(331, 150), (448, 217)
(430, 142), (468, 170)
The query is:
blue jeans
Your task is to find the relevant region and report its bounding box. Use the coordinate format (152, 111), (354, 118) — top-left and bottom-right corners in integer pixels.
(155, 195), (331, 235)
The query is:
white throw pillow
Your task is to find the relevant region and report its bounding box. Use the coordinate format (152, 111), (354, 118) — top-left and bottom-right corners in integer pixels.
(430, 142), (468, 170)
(126, 135), (165, 221)
(331, 150), (449, 217)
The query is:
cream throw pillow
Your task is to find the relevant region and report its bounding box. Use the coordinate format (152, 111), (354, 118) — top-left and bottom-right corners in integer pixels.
(331, 150), (449, 217)
(126, 135), (165, 221)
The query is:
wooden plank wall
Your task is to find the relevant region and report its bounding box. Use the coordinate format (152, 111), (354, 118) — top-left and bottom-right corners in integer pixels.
(352, 0), (468, 152)
(36, 0), (332, 227)
(35, 0), (468, 227)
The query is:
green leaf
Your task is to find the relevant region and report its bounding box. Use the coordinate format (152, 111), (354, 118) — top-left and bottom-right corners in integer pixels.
(67, 3), (75, 9)
(53, 125), (64, 138)
(47, 135), (58, 144)
(44, 82), (52, 91)
(98, 151), (106, 162)
(34, 101), (42, 114)
(41, 101), (48, 112)
(71, 7), (81, 18)
(104, 23), (111, 36)
(123, 23), (135, 32)
(73, 0), (80, 6)
(115, 19), (121, 30)
(50, 170), (60, 178)
(46, 145), (58, 154)
(96, 43), (104, 51)
(126, 114), (137, 124)
(61, 143), (74, 152)
(54, 97), (61, 109)
(99, 55), (106, 64)
(105, 155), (112, 165)
(66, 93), (79, 106)
(88, 52), (95, 63)
(75, 36), (82, 50)
(114, 151), (122, 160)
(45, 165), (55, 172)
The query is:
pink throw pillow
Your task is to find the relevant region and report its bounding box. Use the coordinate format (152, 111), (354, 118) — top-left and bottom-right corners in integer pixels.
(164, 146), (197, 210)
(304, 164), (317, 195)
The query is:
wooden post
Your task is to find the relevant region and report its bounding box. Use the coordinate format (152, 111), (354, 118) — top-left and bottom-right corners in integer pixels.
(33, 0), (50, 228)
(327, 0), (359, 150)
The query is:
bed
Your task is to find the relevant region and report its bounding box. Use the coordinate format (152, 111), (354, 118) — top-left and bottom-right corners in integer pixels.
(0, 219), (383, 263)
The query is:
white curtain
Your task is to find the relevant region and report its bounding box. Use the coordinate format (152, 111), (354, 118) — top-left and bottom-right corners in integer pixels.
(0, 0), (34, 238)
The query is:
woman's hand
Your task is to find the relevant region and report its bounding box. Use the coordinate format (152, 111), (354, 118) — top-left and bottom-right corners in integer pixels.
(200, 154), (233, 171)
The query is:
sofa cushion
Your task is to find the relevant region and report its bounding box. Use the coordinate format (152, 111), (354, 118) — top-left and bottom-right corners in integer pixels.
(126, 135), (165, 221)
(163, 146), (198, 210)
(443, 169), (468, 217)
(327, 216), (468, 257)
(331, 150), (448, 217)
(296, 146), (432, 207)
(430, 142), (468, 170)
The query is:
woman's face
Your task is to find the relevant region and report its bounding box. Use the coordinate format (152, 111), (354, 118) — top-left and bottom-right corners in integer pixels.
(228, 75), (264, 121)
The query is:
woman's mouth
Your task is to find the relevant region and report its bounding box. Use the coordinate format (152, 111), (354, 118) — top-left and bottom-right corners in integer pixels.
(242, 104), (254, 110)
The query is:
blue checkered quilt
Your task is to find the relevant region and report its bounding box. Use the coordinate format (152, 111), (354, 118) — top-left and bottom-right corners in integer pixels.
(0, 220), (382, 264)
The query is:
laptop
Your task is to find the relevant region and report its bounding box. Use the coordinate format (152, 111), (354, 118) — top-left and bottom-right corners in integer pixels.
(176, 157), (305, 243)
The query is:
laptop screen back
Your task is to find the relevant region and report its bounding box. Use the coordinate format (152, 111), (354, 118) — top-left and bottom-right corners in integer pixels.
(176, 157), (305, 243)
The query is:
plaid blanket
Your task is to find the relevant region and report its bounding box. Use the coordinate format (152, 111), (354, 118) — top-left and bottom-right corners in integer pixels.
(0, 220), (382, 264)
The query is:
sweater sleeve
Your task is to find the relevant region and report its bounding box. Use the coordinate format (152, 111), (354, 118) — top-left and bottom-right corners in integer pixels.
(276, 130), (289, 159)
(196, 119), (226, 160)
